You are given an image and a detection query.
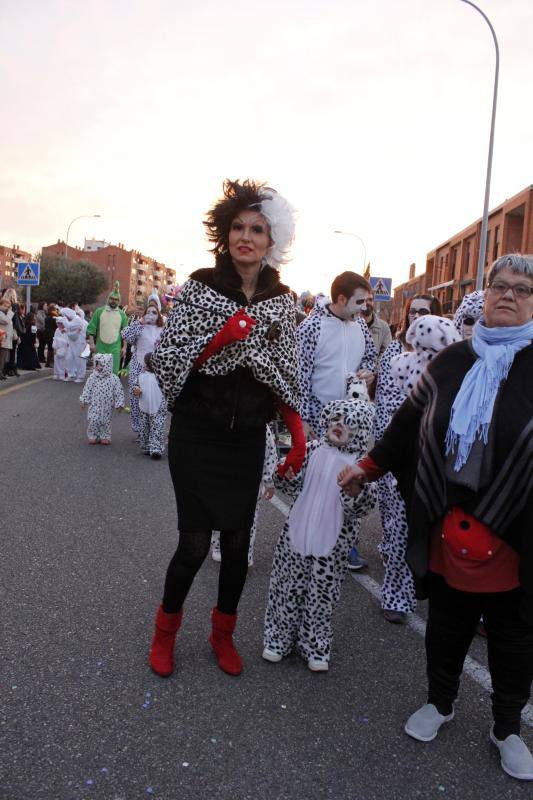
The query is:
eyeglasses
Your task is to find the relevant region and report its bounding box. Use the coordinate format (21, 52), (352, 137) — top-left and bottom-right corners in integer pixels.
(487, 281), (532, 299)
(408, 307), (431, 317)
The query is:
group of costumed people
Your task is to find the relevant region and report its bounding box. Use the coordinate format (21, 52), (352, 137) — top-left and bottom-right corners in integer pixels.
(130, 177), (533, 782)
(46, 177), (532, 782)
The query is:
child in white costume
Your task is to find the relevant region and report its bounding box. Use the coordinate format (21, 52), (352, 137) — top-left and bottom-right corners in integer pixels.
(263, 398), (377, 671)
(211, 424), (277, 566)
(52, 318), (69, 381)
(79, 353), (125, 444)
(60, 307), (88, 382)
(132, 352), (168, 459)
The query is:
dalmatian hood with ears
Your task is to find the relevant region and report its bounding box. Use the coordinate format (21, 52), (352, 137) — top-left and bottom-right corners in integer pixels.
(319, 398), (375, 457)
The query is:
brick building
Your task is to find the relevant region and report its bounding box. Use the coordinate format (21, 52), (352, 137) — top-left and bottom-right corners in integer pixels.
(41, 240), (177, 309)
(391, 184), (533, 324)
(0, 244), (32, 290)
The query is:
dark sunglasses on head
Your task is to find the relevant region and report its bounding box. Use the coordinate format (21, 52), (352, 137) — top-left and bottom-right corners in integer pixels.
(463, 316), (475, 326)
(408, 307), (430, 316)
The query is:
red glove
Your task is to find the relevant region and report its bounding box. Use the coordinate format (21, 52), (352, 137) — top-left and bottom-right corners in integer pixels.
(277, 402), (307, 477)
(195, 308), (257, 368)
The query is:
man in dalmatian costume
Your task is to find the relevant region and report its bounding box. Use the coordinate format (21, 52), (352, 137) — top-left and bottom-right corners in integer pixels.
(296, 271), (376, 439)
(262, 397), (377, 672)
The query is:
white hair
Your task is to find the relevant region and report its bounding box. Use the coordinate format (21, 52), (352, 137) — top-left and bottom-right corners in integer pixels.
(258, 188), (296, 268)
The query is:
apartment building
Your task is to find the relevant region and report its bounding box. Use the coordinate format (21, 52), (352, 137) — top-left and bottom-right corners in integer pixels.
(41, 240), (177, 309)
(0, 243), (32, 289)
(391, 184), (533, 324)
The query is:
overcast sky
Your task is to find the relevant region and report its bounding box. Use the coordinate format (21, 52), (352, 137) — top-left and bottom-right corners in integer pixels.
(1, 0), (532, 293)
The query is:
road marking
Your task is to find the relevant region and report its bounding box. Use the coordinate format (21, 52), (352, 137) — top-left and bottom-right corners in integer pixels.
(0, 374), (53, 397)
(269, 495), (533, 728)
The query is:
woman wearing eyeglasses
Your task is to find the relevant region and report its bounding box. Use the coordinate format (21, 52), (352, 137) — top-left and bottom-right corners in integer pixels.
(340, 254), (533, 780)
(373, 294), (442, 624)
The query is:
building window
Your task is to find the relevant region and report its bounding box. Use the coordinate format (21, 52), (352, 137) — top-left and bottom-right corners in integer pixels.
(485, 230), (491, 266)
(464, 240), (471, 274)
(493, 225), (500, 260)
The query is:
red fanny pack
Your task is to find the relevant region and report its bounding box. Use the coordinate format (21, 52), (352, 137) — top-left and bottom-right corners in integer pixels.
(441, 507), (503, 563)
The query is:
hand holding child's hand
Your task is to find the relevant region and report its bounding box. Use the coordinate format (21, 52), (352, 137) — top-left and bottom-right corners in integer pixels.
(133, 387), (141, 397)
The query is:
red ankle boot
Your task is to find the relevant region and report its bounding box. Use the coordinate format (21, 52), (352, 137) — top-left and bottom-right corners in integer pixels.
(149, 605), (183, 677)
(209, 607), (242, 676)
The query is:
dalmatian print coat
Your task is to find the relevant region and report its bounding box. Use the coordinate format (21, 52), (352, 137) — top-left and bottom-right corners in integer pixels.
(374, 340), (416, 613)
(151, 274), (300, 413)
(79, 353), (125, 441)
(264, 399), (377, 665)
(296, 301), (376, 436)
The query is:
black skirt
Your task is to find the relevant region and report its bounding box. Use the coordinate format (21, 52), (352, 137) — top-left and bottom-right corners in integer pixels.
(168, 412), (266, 531)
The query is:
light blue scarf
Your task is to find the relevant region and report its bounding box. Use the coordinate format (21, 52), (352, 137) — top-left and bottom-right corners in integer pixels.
(445, 318), (533, 471)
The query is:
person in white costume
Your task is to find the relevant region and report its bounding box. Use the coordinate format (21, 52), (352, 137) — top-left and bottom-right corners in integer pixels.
(60, 307), (88, 382)
(262, 398), (377, 672)
(296, 271), (376, 439)
(52, 317), (69, 381)
(121, 293), (164, 436)
(132, 352), (168, 459)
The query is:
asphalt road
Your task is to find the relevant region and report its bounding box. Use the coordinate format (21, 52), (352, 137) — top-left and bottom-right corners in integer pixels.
(1, 372), (532, 800)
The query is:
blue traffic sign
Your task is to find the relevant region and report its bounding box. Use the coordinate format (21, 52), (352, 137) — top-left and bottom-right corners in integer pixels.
(370, 276), (392, 302)
(17, 262), (40, 286)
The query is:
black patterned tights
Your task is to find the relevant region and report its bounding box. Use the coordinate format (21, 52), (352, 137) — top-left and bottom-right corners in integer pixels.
(162, 529), (251, 615)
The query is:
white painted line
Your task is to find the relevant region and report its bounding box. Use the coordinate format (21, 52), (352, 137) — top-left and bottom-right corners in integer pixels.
(269, 495), (533, 728)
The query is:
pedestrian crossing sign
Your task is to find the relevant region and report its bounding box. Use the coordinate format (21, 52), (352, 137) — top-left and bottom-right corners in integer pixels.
(369, 276), (392, 302)
(17, 262), (40, 286)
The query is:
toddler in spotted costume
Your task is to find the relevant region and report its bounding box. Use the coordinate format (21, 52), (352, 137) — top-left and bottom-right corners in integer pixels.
(132, 352), (168, 460)
(262, 397), (377, 672)
(80, 353), (125, 444)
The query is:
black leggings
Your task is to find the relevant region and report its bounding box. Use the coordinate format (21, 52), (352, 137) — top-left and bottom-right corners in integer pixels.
(425, 572), (533, 739)
(162, 529), (251, 616)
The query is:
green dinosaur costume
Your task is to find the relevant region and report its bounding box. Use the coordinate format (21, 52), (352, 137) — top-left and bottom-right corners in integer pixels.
(86, 282), (128, 374)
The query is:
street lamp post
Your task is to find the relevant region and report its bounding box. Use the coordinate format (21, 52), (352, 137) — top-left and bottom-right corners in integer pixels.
(65, 214), (101, 260)
(460, 0), (500, 291)
(333, 229), (367, 272)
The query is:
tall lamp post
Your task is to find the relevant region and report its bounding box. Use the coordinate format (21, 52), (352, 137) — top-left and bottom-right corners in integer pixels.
(65, 214), (101, 260)
(460, 0), (499, 291)
(333, 229), (367, 272)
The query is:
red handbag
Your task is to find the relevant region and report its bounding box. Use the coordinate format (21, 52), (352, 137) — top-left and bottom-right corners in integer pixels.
(441, 507), (503, 562)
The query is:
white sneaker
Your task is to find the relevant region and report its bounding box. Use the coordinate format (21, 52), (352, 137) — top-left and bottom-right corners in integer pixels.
(211, 549), (221, 562)
(490, 726), (533, 780)
(262, 648), (282, 663)
(404, 703), (454, 742)
(308, 659), (329, 672)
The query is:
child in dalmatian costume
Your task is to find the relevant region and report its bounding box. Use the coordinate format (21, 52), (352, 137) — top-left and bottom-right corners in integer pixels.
(121, 293), (164, 436)
(52, 317), (69, 381)
(263, 398), (377, 671)
(453, 290), (484, 339)
(390, 315), (460, 394)
(79, 353), (125, 444)
(211, 424), (278, 566)
(372, 316), (460, 622)
(132, 352), (168, 459)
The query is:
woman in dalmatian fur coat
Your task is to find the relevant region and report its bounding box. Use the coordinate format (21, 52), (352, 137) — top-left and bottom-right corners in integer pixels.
(262, 398), (377, 672)
(121, 293), (164, 436)
(374, 295), (444, 623)
(149, 179), (303, 679)
(211, 423), (278, 566)
(79, 353), (125, 444)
